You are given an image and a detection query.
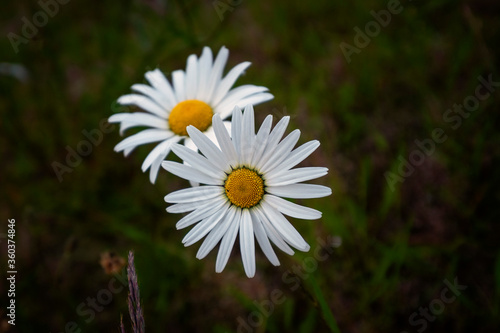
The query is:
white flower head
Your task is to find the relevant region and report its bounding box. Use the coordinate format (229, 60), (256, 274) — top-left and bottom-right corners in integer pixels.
(162, 104), (332, 278)
(109, 46), (273, 183)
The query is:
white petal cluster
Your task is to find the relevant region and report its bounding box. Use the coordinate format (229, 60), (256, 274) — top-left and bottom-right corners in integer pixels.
(109, 47), (273, 183)
(163, 105), (331, 277)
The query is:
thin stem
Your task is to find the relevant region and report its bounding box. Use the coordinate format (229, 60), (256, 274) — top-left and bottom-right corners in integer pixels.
(127, 251), (146, 333)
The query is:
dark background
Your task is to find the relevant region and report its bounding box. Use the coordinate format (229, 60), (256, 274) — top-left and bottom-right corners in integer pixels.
(1, 0), (500, 332)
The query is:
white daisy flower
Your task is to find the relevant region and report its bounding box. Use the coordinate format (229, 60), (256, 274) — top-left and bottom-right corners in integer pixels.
(162, 104), (332, 278)
(109, 46), (273, 183)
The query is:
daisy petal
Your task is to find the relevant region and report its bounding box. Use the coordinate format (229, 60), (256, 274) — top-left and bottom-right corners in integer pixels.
(114, 129), (172, 154)
(172, 70), (186, 102)
(216, 85), (269, 104)
(145, 69), (177, 108)
(250, 115), (273, 168)
(203, 124), (232, 153)
(255, 116), (290, 169)
(212, 61), (251, 106)
(184, 137), (197, 151)
(171, 143), (226, 181)
(266, 184), (332, 199)
(119, 112), (167, 126)
(166, 198), (214, 214)
(265, 194), (322, 220)
(206, 46), (229, 102)
(266, 140), (320, 177)
(148, 143), (174, 184)
(123, 146), (135, 157)
(197, 205), (237, 259)
(176, 196), (227, 229)
(241, 104), (255, 162)
(117, 94), (168, 118)
(240, 209), (256, 277)
(108, 113), (129, 123)
(118, 120), (168, 136)
(185, 54), (198, 100)
(186, 126), (230, 172)
(204, 126), (218, 148)
(260, 201), (310, 251)
(213, 115), (238, 168)
(231, 106), (243, 160)
(254, 205), (295, 255)
(216, 85), (270, 119)
(260, 129), (300, 174)
(196, 47), (214, 101)
(265, 167), (329, 187)
(141, 136), (178, 172)
(161, 161), (221, 185)
(215, 208), (241, 273)
(131, 83), (170, 109)
(234, 92), (274, 109)
(182, 202), (230, 246)
(165, 186), (224, 203)
(110, 112), (168, 135)
(250, 210), (280, 266)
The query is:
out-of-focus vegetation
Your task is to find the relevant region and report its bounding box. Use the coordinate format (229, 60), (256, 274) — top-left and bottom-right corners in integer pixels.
(1, 0), (499, 332)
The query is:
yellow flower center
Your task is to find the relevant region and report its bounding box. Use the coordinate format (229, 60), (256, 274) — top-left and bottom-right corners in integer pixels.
(224, 168), (265, 208)
(168, 100), (213, 136)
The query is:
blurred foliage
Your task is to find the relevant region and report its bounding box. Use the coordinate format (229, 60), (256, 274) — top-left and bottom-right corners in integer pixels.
(1, 0), (500, 332)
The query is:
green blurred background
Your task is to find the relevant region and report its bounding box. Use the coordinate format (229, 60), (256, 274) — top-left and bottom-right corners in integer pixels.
(1, 0), (500, 332)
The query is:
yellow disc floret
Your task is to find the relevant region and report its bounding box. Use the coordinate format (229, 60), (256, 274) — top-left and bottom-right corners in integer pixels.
(224, 168), (265, 208)
(168, 100), (213, 136)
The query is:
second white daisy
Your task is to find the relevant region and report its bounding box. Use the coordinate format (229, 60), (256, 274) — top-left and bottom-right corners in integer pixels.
(162, 105), (332, 278)
(109, 46), (273, 183)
